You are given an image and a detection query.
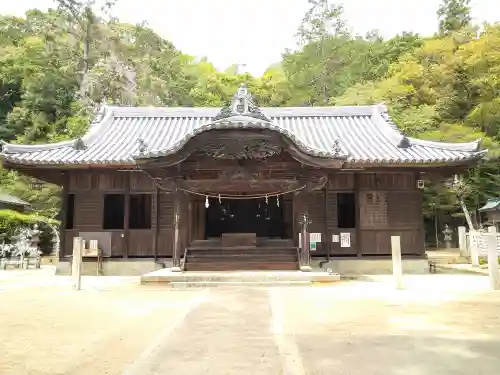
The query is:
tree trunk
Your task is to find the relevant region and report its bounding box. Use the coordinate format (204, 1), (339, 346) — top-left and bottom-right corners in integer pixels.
(79, 14), (91, 98)
(460, 199), (475, 231)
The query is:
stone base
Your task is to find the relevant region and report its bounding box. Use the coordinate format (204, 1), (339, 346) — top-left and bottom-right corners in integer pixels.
(56, 259), (173, 276)
(311, 258), (429, 275)
(141, 270), (340, 285)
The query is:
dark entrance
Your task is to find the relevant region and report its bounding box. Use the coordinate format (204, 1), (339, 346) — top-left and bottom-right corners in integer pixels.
(205, 196), (285, 239)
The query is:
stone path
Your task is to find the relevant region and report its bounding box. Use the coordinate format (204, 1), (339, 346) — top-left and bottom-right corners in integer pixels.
(124, 288), (285, 375)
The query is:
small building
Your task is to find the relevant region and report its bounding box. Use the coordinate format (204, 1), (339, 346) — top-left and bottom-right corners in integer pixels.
(0, 85), (486, 275)
(0, 190), (31, 212)
(479, 198), (500, 230)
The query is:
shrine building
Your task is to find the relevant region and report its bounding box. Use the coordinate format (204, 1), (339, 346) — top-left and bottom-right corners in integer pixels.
(0, 85), (486, 275)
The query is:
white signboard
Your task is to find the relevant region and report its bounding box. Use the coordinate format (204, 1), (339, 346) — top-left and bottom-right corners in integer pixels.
(332, 234), (340, 243)
(340, 232), (351, 248)
(310, 233), (321, 243)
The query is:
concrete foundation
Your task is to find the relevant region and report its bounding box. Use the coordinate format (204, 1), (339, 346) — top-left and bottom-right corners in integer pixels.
(56, 259), (173, 276)
(55, 257), (429, 276)
(311, 258), (429, 275)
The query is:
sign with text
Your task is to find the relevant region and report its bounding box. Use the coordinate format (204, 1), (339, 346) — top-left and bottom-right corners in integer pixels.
(340, 232), (351, 248)
(332, 234), (340, 243)
(310, 233), (321, 243)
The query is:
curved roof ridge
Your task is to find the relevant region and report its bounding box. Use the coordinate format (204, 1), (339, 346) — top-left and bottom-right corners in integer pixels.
(1, 104), (114, 154)
(134, 115), (348, 160)
(408, 137), (482, 152)
(105, 104), (377, 118)
(370, 103), (409, 148)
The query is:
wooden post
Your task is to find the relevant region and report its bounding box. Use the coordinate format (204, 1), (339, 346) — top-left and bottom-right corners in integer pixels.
(299, 213), (312, 272)
(355, 175), (362, 257)
(153, 185), (160, 260)
(72, 237), (84, 290)
(458, 226), (467, 257)
(171, 191), (182, 272)
(486, 228), (500, 290)
(391, 235), (404, 289)
(59, 172), (69, 260)
(123, 173), (130, 259)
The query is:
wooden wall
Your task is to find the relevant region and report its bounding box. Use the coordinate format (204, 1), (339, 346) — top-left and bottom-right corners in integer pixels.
(62, 170), (174, 258)
(300, 172), (424, 257)
(62, 169), (425, 259)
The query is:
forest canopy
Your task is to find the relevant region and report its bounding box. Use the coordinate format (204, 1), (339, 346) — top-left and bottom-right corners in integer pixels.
(0, 0), (499, 241)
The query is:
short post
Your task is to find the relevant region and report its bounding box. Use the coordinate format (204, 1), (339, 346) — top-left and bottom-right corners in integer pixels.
(470, 231), (480, 267)
(72, 237), (84, 290)
(391, 236), (404, 289)
(486, 228), (500, 290)
(458, 226), (467, 256)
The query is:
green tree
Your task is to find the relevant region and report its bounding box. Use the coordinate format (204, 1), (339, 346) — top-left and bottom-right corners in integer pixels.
(437, 0), (472, 36)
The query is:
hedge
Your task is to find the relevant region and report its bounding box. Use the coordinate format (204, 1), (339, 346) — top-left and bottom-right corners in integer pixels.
(0, 209), (59, 255)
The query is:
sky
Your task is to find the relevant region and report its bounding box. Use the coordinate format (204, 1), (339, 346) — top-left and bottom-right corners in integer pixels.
(2, 0), (500, 75)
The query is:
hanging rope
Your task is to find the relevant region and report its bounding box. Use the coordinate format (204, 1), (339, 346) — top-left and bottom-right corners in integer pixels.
(176, 185), (306, 200)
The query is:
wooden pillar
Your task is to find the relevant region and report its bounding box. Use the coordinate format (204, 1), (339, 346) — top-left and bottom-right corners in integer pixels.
(355, 174), (363, 257)
(59, 172), (69, 260)
(171, 190), (182, 272)
(123, 173), (130, 258)
(153, 184), (160, 260)
(324, 186), (330, 260)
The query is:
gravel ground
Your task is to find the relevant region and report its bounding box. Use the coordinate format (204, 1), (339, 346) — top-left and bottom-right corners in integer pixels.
(1, 269), (499, 375)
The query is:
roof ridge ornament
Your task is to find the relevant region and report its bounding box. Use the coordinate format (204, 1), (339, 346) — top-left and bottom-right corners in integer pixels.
(92, 99), (109, 124)
(72, 138), (87, 150)
(137, 138), (148, 154)
(332, 138), (343, 156)
(213, 84), (270, 121)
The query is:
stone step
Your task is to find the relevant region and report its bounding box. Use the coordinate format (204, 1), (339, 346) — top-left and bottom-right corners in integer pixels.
(187, 247), (298, 253)
(185, 262), (298, 271)
(141, 270), (340, 284)
(143, 281), (317, 289)
(187, 253), (297, 260)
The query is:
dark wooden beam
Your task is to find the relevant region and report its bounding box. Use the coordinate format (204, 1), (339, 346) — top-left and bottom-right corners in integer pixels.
(154, 184), (160, 260)
(123, 173), (130, 258)
(355, 174), (362, 258)
(59, 172), (69, 260)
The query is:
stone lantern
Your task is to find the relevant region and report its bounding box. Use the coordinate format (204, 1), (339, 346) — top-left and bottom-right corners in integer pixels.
(442, 224), (453, 249)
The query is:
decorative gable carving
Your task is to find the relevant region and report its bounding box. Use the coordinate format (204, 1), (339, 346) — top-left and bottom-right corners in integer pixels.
(213, 84), (271, 122)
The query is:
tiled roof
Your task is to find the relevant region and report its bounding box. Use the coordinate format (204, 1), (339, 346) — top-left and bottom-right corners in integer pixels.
(0, 103), (485, 166)
(0, 191), (30, 207)
(479, 198), (500, 212)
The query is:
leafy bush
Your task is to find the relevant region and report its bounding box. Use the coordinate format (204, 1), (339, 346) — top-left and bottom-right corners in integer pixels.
(0, 209), (59, 256)
(479, 257), (500, 265)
